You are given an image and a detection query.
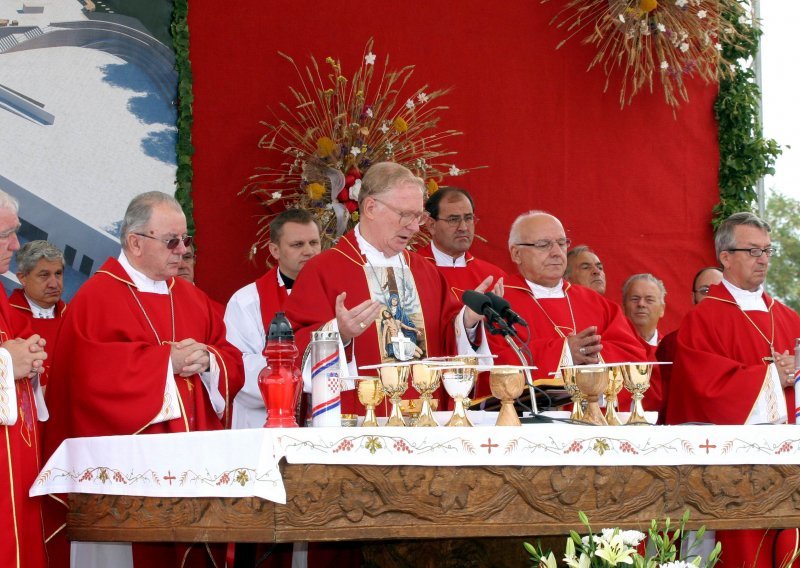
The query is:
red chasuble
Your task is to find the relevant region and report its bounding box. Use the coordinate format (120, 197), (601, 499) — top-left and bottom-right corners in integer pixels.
(285, 232), (462, 414)
(0, 292), (47, 568)
(666, 283), (800, 568)
(8, 287), (67, 387)
(490, 276), (648, 409)
(416, 243), (506, 301)
(41, 257), (243, 568)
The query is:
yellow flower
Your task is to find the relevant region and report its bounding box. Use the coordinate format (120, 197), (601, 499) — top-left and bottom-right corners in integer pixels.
(639, 0), (657, 13)
(316, 136), (336, 157)
(351, 211), (360, 222)
(393, 116), (408, 133)
(426, 179), (439, 194)
(307, 182), (325, 200)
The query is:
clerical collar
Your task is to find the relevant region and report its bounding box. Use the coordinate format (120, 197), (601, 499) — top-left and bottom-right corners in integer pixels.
(430, 241), (467, 267)
(278, 270), (294, 292)
(722, 277), (767, 312)
(24, 293), (56, 319)
(354, 224), (403, 268)
(118, 252), (169, 295)
(525, 278), (565, 299)
(644, 329), (659, 347)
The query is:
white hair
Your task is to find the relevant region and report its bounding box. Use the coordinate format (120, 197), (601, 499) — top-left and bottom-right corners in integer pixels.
(0, 189), (19, 213)
(507, 210), (561, 248)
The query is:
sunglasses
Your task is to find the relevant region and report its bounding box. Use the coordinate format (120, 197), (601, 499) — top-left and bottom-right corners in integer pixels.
(134, 233), (193, 250)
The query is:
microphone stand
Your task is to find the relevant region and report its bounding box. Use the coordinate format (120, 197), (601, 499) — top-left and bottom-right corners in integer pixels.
(485, 316), (538, 415)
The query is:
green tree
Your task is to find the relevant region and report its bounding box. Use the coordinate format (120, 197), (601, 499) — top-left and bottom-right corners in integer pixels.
(765, 191), (800, 312)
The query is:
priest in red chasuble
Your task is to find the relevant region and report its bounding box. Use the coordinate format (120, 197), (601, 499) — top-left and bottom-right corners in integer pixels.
(285, 163), (497, 415)
(490, 211), (647, 410)
(667, 212), (800, 568)
(417, 187), (506, 300)
(8, 240), (67, 388)
(42, 191), (244, 568)
(0, 190), (49, 568)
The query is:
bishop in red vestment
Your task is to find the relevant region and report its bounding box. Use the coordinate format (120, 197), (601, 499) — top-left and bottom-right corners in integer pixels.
(42, 192), (243, 568)
(286, 164), (494, 416)
(666, 213), (800, 568)
(0, 193), (49, 568)
(490, 212), (647, 409)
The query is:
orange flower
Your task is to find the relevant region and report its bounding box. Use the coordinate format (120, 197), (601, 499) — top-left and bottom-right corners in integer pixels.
(307, 182), (325, 200)
(426, 179), (439, 194)
(316, 137), (336, 157)
(393, 116), (408, 133)
(639, 0), (657, 13)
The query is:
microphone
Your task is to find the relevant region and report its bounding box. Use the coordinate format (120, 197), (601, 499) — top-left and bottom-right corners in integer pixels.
(462, 290), (512, 335)
(486, 292), (528, 327)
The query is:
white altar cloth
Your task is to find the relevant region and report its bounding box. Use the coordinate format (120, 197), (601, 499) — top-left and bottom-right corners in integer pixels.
(31, 417), (800, 505)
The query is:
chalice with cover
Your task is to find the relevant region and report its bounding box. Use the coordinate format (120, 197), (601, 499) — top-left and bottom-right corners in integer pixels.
(621, 363), (653, 425)
(356, 377), (384, 427)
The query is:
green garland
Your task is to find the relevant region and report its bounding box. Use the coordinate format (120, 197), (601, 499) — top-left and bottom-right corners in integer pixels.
(713, 3), (781, 228)
(171, 0), (195, 233)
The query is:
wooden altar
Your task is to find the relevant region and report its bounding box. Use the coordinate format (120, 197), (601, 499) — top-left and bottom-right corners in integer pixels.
(67, 461), (800, 543)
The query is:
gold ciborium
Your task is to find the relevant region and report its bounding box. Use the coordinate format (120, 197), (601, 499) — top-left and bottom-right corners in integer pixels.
(621, 363), (653, 425)
(356, 377), (384, 427)
(439, 363), (477, 427)
(604, 365), (625, 426)
(561, 366), (585, 421)
(490, 365), (526, 426)
(376, 364), (410, 427)
(573, 365), (609, 425)
(411, 362), (441, 427)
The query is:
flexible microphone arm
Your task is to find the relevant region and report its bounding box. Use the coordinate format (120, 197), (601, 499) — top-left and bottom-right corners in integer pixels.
(503, 334), (538, 414)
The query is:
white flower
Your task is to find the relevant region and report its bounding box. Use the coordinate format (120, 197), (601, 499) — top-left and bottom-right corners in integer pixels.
(618, 13), (625, 23)
(350, 146), (361, 157)
(680, 42), (690, 52)
(417, 92), (429, 104)
(365, 108), (374, 118)
(675, 0), (688, 7)
(601, 528), (645, 547)
(448, 164), (461, 177)
(594, 532), (635, 564)
(660, 60), (669, 70)
(697, 9), (707, 19)
(349, 179), (361, 201)
(379, 122), (390, 134)
(738, 14), (748, 24)
(364, 51), (376, 65)
(660, 562), (695, 568)
(715, 42), (722, 51)
(271, 191), (282, 200)
(657, 23), (666, 32)
(405, 98), (415, 110)
(385, 142), (394, 153)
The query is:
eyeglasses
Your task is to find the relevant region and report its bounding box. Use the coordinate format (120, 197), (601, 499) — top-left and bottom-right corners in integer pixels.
(693, 286), (712, 296)
(0, 223), (21, 239)
(373, 198), (429, 227)
(134, 233), (193, 250)
(436, 214), (478, 227)
(726, 247), (776, 258)
(515, 238), (572, 252)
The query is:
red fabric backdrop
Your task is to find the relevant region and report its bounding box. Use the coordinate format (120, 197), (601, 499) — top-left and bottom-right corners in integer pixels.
(188, 0), (720, 332)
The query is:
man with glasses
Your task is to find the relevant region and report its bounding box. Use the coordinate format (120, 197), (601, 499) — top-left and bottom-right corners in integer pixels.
(492, 211), (645, 393)
(666, 212), (800, 566)
(417, 187), (505, 299)
(286, 162), (494, 415)
(0, 190), (49, 568)
(43, 191), (243, 568)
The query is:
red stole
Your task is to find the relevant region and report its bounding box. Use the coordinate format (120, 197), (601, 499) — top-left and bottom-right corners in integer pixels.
(255, 266), (289, 331)
(8, 288), (66, 387)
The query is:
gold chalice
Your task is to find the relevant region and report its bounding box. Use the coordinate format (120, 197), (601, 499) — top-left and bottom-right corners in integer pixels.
(411, 362), (441, 427)
(561, 366), (585, 421)
(490, 365), (526, 426)
(376, 364), (410, 427)
(621, 363), (653, 425)
(356, 377), (384, 427)
(604, 365), (625, 426)
(573, 365), (609, 425)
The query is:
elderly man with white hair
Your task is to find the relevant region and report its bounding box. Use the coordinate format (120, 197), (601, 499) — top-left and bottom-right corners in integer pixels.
(490, 210), (645, 396)
(0, 190), (49, 568)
